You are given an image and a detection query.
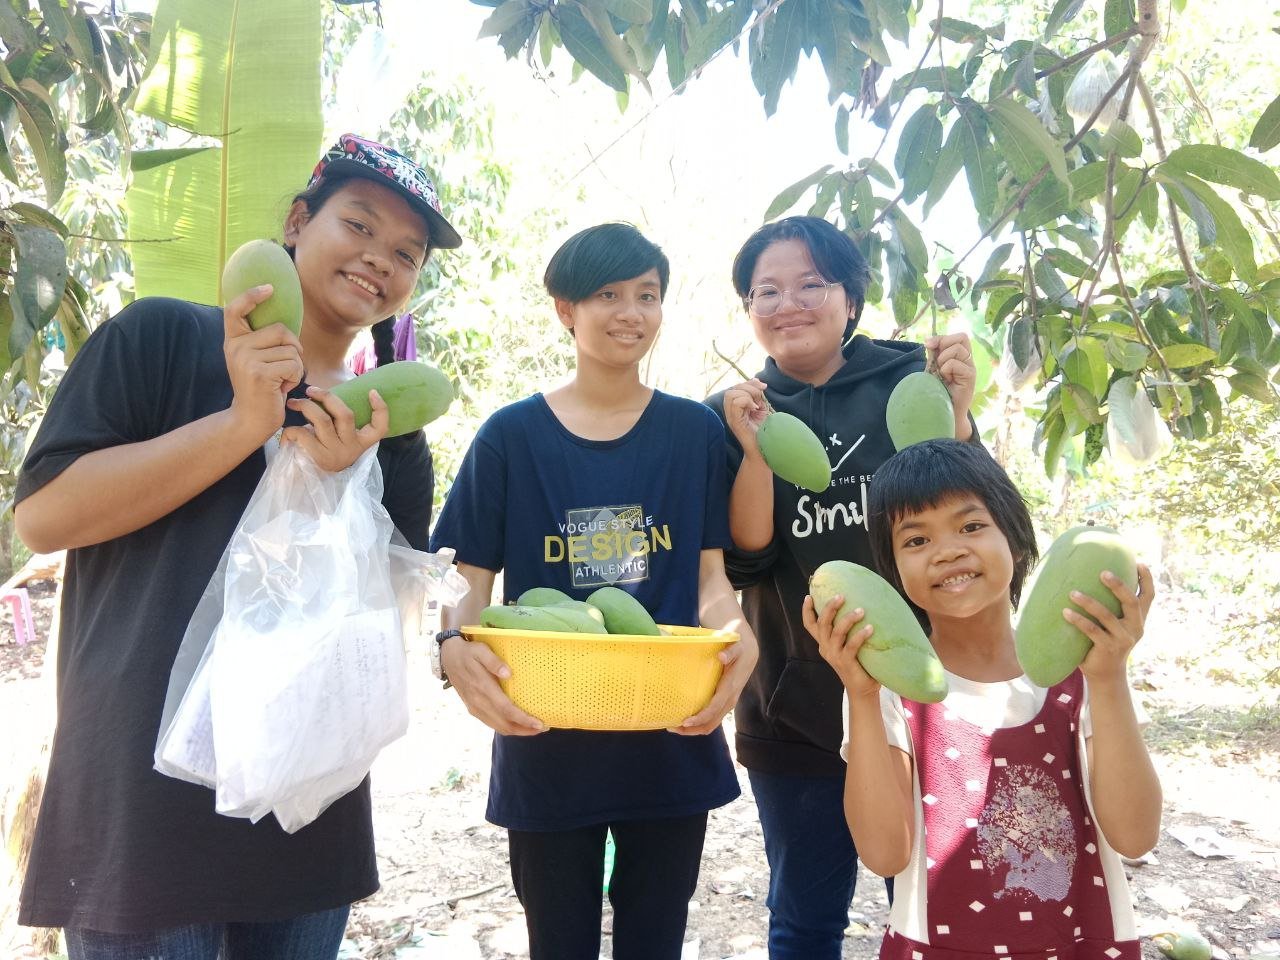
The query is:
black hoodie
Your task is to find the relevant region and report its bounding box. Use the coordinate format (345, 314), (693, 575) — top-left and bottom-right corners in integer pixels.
(705, 334), (927, 777)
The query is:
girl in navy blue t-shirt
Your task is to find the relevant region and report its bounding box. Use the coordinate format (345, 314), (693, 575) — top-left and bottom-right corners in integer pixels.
(431, 222), (759, 960)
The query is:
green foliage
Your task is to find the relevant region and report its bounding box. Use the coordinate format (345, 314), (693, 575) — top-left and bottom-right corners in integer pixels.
(476, 0), (1280, 477)
(124, 0), (324, 304)
(0, 2), (150, 577)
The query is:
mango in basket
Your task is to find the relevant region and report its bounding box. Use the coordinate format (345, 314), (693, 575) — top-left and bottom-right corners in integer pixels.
(517, 586), (574, 606)
(480, 603), (606, 634)
(586, 586), (661, 636)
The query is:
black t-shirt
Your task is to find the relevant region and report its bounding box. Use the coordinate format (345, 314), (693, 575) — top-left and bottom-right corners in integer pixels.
(16, 298), (434, 933)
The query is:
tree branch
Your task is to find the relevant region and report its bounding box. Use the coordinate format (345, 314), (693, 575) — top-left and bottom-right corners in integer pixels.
(1034, 26), (1139, 82)
(1135, 74), (1210, 332)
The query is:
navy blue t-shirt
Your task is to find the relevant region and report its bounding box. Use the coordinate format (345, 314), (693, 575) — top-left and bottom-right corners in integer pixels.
(430, 390), (740, 830)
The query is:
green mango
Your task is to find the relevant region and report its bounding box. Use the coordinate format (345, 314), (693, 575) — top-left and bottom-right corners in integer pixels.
(330, 361), (454, 438)
(479, 604), (606, 634)
(756, 411), (831, 492)
(1014, 525), (1138, 687)
(517, 587), (575, 607)
(551, 600), (606, 627)
(809, 560), (948, 702)
(586, 586), (661, 636)
(1153, 932), (1212, 960)
(886, 371), (954, 450)
(221, 239), (304, 336)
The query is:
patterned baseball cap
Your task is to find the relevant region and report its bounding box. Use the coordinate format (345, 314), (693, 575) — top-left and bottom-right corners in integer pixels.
(309, 133), (463, 249)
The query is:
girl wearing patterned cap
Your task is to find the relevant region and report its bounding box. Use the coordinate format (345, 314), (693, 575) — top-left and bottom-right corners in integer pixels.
(14, 133), (459, 960)
(805, 439), (1161, 960)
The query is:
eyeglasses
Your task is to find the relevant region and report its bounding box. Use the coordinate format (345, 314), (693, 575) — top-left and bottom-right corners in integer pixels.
(744, 278), (840, 318)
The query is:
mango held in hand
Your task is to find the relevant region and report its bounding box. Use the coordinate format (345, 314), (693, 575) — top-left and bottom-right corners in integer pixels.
(1014, 525), (1138, 687)
(886, 371), (954, 450)
(221, 239), (304, 336)
(330, 361), (454, 438)
(480, 604), (607, 634)
(586, 586), (662, 636)
(756, 411), (831, 492)
(809, 560), (948, 702)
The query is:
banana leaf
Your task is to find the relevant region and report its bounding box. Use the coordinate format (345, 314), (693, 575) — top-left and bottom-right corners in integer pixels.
(124, 0), (323, 305)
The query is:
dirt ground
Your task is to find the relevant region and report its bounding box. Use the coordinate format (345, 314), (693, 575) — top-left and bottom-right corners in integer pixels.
(2, 579), (1279, 960)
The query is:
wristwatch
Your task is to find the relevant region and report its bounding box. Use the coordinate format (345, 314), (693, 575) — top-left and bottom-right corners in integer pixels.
(431, 629), (464, 686)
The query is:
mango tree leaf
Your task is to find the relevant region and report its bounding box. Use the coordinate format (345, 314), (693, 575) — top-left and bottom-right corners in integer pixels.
(1099, 119), (1142, 158)
(863, 0), (910, 45)
(1014, 177), (1071, 230)
(894, 103), (942, 202)
(1104, 336), (1150, 372)
(127, 0), (322, 303)
(835, 104), (850, 154)
(1043, 247), (1095, 278)
(7, 222), (67, 360)
(1228, 372), (1276, 403)
(684, 0), (751, 70)
(1156, 170), (1257, 283)
(752, 0), (806, 116)
(764, 164), (834, 221)
(1157, 342), (1219, 368)
(1250, 93), (1280, 152)
(923, 119), (965, 216)
(0, 86), (66, 204)
(1044, 0), (1086, 39)
(600, 0), (652, 23)
(1111, 167), (1145, 239)
(936, 18), (985, 43)
(1061, 336), (1108, 398)
(664, 12), (686, 88)
(1034, 257), (1075, 307)
(10, 201), (69, 237)
(989, 97), (1069, 184)
(889, 207), (929, 279)
(956, 99), (997, 220)
(1061, 382), (1103, 428)
(970, 242), (1013, 306)
(1161, 180), (1216, 245)
(1103, 0), (1136, 38)
(1164, 144), (1280, 201)
(556, 2), (628, 91)
(478, 0), (534, 41)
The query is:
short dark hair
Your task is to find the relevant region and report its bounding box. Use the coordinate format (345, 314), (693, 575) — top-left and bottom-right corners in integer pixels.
(731, 216), (870, 333)
(868, 439), (1039, 611)
(543, 222), (670, 303)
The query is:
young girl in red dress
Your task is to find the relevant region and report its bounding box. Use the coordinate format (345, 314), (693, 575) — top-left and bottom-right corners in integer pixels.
(806, 439), (1161, 960)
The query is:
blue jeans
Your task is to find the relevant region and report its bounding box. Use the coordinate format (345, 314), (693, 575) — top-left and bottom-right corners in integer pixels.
(749, 769), (892, 960)
(65, 906), (350, 960)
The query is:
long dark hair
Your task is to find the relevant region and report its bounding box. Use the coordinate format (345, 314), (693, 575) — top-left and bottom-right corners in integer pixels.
(732, 216), (870, 338)
(286, 170), (428, 366)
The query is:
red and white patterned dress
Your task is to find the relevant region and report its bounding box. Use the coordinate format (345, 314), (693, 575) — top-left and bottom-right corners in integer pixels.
(866, 670), (1140, 960)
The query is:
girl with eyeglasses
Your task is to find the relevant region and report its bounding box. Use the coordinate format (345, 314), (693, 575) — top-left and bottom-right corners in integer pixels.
(704, 215), (978, 960)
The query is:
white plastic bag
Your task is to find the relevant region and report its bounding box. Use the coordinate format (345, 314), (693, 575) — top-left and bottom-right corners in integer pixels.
(155, 441), (467, 832)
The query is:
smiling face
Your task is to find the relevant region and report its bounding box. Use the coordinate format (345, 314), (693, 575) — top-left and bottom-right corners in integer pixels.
(555, 268), (663, 369)
(746, 237), (854, 383)
(284, 177), (429, 337)
(891, 496), (1017, 623)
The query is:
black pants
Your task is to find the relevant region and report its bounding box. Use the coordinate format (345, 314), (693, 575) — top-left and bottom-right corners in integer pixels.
(508, 812), (708, 960)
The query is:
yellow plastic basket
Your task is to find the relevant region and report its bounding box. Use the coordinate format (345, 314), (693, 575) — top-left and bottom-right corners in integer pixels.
(461, 625), (738, 731)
